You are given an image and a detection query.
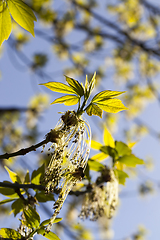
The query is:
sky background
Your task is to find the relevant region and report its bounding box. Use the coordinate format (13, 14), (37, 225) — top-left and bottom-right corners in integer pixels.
(1, 0), (160, 239)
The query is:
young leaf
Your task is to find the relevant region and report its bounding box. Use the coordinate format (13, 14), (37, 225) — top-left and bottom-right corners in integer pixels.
(88, 72), (96, 98)
(35, 191), (54, 202)
(7, 0), (37, 36)
(37, 228), (60, 240)
(0, 198), (16, 205)
(115, 141), (131, 156)
(40, 82), (78, 95)
(0, 1), (12, 46)
(40, 218), (62, 227)
(90, 140), (103, 150)
(118, 154), (144, 167)
(103, 127), (115, 148)
(114, 169), (129, 185)
(65, 76), (84, 97)
(0, 228), (22, 239)
(4, 166), (21, 183)
(86, 103), (102, 118)
(31, 164), (45, 185)
(97, 99), (127, 113)
(23, 205), (40, 229)
(91, 152), (108, 162)
(51, 95), (79, 106)
(88, 159), (105, 171)
(11, 198), (23, 216)
(100, 146), (118, 159)
(92, 90), (125, 103)
(24, 170), (30, 184)
(0, 186), (19, 198)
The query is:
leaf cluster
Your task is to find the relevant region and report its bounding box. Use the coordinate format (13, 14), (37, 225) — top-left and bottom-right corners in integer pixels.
(0, 0), (37, 46)
(0, 165), (61, 240)
(40, 73), (127, 118)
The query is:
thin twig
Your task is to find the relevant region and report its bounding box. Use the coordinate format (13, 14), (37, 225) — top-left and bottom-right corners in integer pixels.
(0, 182), (45, 191)
(0, 139), (48, 160)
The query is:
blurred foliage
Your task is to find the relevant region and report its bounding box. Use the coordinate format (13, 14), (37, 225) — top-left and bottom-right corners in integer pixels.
(1, 0), (160, 239)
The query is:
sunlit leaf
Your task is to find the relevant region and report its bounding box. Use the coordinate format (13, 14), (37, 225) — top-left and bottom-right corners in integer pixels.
(4, 166), (21, 183)
(65, 76), (84, 96)
(92, 90), (125, 103)
(88, 72), (96, 98)
(97, 99), (128, 113)
(88, 159), (105, 171)
(114, 169), (129, 185)
(40, 218), (62, 227)
(90, 140), (103, 150)
(37, 228), (60, 240)
(0, 228), (21, 239)
(100, 146), (118, 159)
(115, 141), (131, 156)
(0, 198), (16, 205)
(118, 154), (144, 167)
(0, 1), (12, 46)
(7, 0), (37, 36)
(31, 164), (45, 185)
(103, 127), (115, 147)
(91, 152), (108, 161)
(24, 170), (30, 184)
(0, 186), (19, 198)
(11, 198), (23, 216)
(86, 103), (102, 117)
(40, 82), (78, 95)
(35, 191), (54, 202)
(23, 205), (40, 228)
(51, 95), (79, 106)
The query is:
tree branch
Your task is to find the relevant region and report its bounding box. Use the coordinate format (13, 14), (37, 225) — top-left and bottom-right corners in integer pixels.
(0, 182), (45, 191)
(0, 129), (59, 160)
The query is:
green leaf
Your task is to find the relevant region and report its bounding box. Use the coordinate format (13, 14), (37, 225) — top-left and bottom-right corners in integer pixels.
(0, 198), (16, 205)
(40, 82), (77, 95)
(114, 169), (129, 185)
(88, 72), (96, 98)
(115, 141), (131, 156)
(40, 218), (62, 227)
(118, 154), (144, 167)
(24, 170), (30, 184)
(97, 99), (128, 113)
(4, 166), (21, 183)
(0, 228), (22, 239)
(92, 90), (125, 103)
(11, 198), (23, 216)
(90, 140), (103, 150)
(23, 205), (40, 228)
(91, 152), (108, 161)
(37, 228), (61, 240)
(103, 127), (115, 148)
(35, 191), (54, 202)
(0, 1), (12, 46)
(65, 76), (84, 97)
(51, 95), (79, 106)
(31, 164), (45, 185)
(100, 146), (118, 159)
(0, 185), (19, 198)
(86, 103), (102, 118)
(7, 0), (36, 36)
(88, 159), (105, 171)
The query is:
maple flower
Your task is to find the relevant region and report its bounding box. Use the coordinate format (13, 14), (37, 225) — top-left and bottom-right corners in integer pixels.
(43, 111), (91, 231)
(79, 169), (118, 220)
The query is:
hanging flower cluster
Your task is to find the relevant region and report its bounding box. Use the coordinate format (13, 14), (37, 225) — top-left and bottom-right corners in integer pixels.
(79, 169), (118, 220)
(40, 73), (127, 231)
(43, 111), (91, 231)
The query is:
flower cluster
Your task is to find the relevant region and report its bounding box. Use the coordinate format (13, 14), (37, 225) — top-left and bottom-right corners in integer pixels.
(43, 111), (91, 231)
(79, 169), (118, 220)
